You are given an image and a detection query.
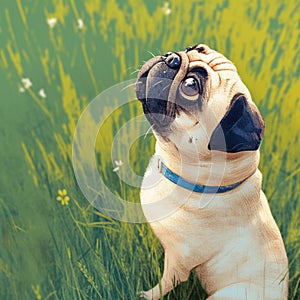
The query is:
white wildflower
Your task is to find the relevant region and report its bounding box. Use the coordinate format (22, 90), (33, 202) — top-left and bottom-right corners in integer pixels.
(113, 160), (123, 172)
(21, 78), (32, 89)
(77, 19), (84, 30)
(47, 18), (57, 29)
(19, 86), (25, 93)
(38, 89), (47, 98)
(162, 2), (171, 15)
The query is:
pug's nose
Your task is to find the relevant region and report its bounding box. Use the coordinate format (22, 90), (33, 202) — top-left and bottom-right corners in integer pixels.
(163, 52), (181, 68)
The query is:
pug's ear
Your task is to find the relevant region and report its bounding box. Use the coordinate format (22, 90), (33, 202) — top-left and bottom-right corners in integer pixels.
(208, 93), (265, 153)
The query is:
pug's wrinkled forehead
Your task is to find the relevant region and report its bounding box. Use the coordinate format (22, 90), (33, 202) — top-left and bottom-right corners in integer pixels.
(184, 44), (237, 71)
(179, 44), (238, 75)
(184, 44), (239, 83)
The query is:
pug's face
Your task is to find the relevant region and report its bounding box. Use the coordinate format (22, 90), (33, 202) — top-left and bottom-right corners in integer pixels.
(135, 44), (264, 157)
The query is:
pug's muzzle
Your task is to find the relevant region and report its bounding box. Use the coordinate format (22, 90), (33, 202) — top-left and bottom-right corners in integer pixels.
(135, 44), (264, 152)
(135, 53), (180, 135)
(136, 50), (206, 134)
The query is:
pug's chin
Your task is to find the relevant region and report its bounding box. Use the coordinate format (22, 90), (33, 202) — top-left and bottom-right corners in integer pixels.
(151, 124), (172, 139)
(144, 112), (173, 137)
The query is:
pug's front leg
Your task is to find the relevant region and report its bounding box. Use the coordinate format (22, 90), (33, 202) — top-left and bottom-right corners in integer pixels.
(140, 251), (190, 300)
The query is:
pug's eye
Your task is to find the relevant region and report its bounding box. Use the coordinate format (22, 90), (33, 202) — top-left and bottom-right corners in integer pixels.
(180, 77), (200, 99)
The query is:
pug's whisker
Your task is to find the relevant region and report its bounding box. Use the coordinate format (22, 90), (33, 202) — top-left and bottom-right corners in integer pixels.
(121, 82), (137, 91)
(124, 66), (142, 78)
(130, 69), (141, 75)
(151, 80), (163, 89)
(124, 66), (136, 73)
(138, 61), (146, 67)
(161, 84), (170, 94)
(147, 50), (156, 58)
(144, 126), (153, 139)
(135, 81), (143, 89)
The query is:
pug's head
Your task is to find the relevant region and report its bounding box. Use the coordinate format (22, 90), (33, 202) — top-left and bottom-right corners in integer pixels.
(135, 44), (264, 158)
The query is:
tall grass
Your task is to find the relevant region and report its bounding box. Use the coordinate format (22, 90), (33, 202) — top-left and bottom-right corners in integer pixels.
(0, 0), (299, 299)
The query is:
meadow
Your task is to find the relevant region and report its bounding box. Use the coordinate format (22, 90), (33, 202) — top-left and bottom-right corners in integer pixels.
(0, 0), (299, 299)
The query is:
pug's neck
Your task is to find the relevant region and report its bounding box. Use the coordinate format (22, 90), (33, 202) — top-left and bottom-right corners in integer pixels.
(155, 141), (260, 186)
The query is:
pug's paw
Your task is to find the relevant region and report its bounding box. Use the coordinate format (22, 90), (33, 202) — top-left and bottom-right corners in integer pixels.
(138, 290), (152, 300)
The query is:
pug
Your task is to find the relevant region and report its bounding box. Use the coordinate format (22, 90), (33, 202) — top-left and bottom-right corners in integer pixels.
(135, 44), (288, 300)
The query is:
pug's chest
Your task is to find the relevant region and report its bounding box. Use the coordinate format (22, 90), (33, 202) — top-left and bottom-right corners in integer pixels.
(144, 185), (253, 244)
(147, 206), (260, 271)
(141, 171), (255, 227)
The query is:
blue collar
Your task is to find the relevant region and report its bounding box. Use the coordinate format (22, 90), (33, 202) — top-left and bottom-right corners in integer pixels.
(159, 160), (246, 194)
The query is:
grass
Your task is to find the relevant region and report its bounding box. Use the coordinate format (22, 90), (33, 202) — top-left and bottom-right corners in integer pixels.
(0, 0), (299, 299)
